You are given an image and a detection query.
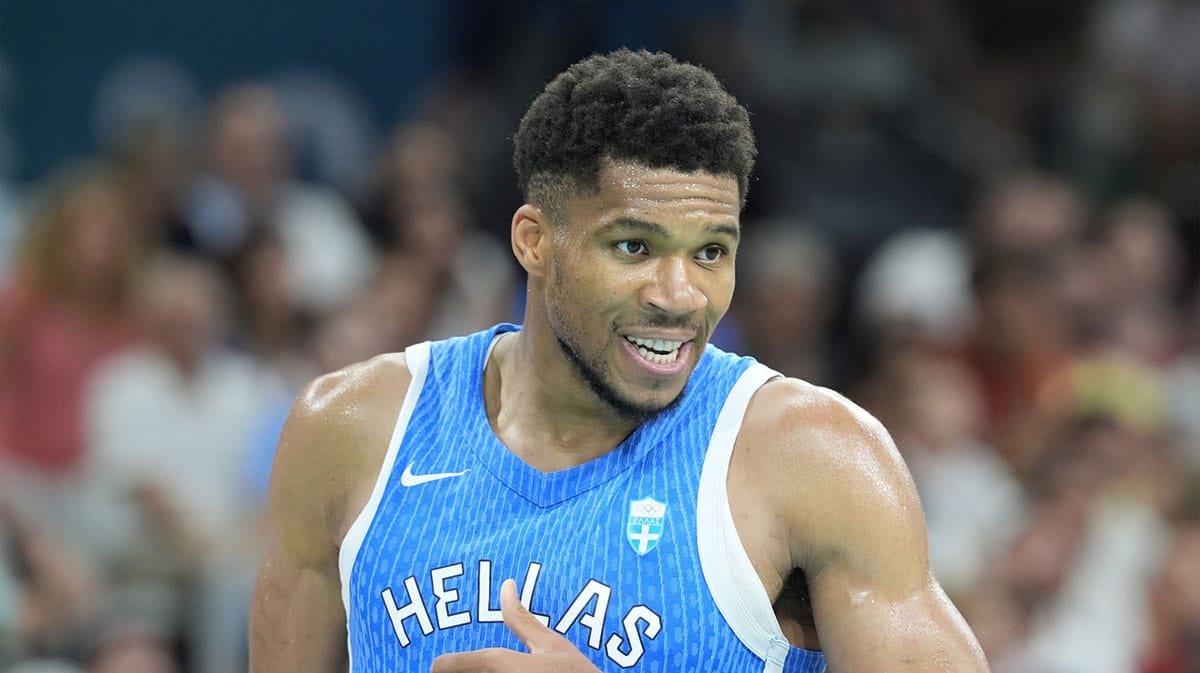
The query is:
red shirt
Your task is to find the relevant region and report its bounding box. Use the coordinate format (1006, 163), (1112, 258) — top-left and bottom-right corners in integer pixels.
(0, 279), (139, 473)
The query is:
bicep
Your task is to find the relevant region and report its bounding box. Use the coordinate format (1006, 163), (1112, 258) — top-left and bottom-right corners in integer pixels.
(247, 353), (408, 672)
(250, 539), (348, 673)
(249, 378), (357, 672)
(771, 385), (990, 671)
(250, 408), (349, 673)
(799, 427), (989, 672)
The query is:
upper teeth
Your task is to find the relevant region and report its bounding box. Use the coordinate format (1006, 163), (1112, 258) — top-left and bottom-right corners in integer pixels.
(626, 336), (683, 353)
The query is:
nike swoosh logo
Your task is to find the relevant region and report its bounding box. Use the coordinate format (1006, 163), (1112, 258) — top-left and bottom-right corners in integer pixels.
(400, 462), (469, 487)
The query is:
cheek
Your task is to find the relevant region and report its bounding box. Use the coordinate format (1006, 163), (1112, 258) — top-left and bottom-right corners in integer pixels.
(552, 255), (610, 306)
(546, 265), (621, 342)
(713, 279), (735, 310)
(550, 274), (597, 322)
(703, 273), (735, 317)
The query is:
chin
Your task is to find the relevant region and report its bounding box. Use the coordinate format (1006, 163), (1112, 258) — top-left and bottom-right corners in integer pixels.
(555, 330), (692, 424)
(609, 384), (688, 424)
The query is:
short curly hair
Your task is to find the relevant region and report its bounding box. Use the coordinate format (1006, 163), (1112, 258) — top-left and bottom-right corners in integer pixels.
(513, 49), (756, 216)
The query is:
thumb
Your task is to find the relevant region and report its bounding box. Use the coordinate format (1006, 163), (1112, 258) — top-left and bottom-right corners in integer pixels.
(500, 578), (560, 652)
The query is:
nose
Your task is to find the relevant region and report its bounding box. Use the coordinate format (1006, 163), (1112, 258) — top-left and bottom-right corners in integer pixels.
(643, 255), (708, 315)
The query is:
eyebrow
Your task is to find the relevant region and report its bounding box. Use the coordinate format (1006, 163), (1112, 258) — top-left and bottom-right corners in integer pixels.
(603, 217), (740, 242)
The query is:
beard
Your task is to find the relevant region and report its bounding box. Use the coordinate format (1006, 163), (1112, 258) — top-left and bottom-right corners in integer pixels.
(545, 258), (697, 424)
(554, 332), (686, 425)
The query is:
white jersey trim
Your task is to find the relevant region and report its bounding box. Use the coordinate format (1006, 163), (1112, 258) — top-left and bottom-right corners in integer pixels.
(696, 362), (794, 673)
(338, 341), (432, 663)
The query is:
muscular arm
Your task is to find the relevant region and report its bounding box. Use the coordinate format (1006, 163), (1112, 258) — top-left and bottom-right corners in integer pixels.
(741, 380), (990, 672)
(250, 355), (410, 673)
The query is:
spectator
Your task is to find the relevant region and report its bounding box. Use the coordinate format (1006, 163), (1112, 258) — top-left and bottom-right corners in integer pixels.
(186, 83), (376, 316)
(863, 344), (1024, 600)
(80, 253), (283, 673)
(854, 227), (976, 353)
(108, 115), (196, 254)
(730, 219), (842, 385)
(228, 225), (316, 390)
(0, 485), (98, 665)
(1099, 197), (1188, 364)
(1138, 515), (1200, 673)
(359, 120), (516, 342)
(0, 162), (145, 543)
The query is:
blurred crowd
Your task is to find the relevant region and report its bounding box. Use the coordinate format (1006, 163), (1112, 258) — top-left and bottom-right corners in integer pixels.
(0, 1), (1196, 673)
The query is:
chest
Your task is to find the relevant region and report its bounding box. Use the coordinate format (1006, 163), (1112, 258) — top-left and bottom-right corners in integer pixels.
(343, 413), (766, 671)
(340, 334), (790, 671)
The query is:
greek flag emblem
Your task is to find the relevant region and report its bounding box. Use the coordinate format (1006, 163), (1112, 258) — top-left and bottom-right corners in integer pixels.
(626, 497), (667, 556)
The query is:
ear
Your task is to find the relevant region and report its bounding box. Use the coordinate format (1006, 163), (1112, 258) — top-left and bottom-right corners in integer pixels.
(511, 203), (551, 277)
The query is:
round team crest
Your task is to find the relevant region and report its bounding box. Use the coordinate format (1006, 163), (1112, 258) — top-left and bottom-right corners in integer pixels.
(626, 497), (667, 556)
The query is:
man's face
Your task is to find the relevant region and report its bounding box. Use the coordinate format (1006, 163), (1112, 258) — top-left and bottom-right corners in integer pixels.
(541, 160), (741, 422)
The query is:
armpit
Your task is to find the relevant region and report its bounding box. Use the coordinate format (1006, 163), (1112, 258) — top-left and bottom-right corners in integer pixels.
(774, 567), (821, 650)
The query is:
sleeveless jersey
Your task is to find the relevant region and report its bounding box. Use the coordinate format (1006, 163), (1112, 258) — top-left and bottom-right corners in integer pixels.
(340, 324), (827, 672)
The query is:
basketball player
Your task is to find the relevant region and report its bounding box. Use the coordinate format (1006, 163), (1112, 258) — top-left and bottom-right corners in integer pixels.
(250, 49), (990, 672)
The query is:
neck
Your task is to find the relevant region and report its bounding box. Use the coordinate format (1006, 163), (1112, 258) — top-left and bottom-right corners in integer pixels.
(484, 325), (639, 472)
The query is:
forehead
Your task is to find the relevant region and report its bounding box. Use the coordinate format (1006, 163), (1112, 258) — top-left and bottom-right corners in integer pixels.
(566, 160), (742, 232)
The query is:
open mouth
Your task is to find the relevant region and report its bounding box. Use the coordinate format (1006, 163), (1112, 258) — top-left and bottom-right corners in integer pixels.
(624, 335), (684, 365)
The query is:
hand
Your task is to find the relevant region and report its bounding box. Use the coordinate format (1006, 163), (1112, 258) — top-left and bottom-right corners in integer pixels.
(430, 579), (601, 672)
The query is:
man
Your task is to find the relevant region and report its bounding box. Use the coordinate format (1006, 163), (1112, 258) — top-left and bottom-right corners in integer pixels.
(188, 83), (375, 315)
(250, 49), (990, 672)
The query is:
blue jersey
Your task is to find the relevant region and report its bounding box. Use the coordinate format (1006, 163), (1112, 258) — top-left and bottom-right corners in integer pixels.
(340, 324), (826, 672)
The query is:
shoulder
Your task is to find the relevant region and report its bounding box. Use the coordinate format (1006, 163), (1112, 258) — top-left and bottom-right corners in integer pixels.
(739, 376), (900, 475)
(293, 351), (411, 427)
(281, 352), (411, 488)
(269, 352), (411, 559)
(735, 376), (926, 573)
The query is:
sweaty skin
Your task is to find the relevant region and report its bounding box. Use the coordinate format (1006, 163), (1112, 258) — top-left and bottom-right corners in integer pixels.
(249, 161), (990, 672)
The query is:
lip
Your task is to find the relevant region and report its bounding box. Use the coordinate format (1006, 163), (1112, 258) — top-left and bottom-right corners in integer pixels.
(620, 337), (693, 377)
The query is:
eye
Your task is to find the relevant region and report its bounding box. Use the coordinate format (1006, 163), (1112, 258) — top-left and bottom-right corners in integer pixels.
(615, 240), (649, 256)
(696, 245), (728, 263)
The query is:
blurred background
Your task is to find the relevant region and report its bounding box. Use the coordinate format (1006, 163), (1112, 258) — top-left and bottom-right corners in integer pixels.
(0, 1), (1197, 672)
